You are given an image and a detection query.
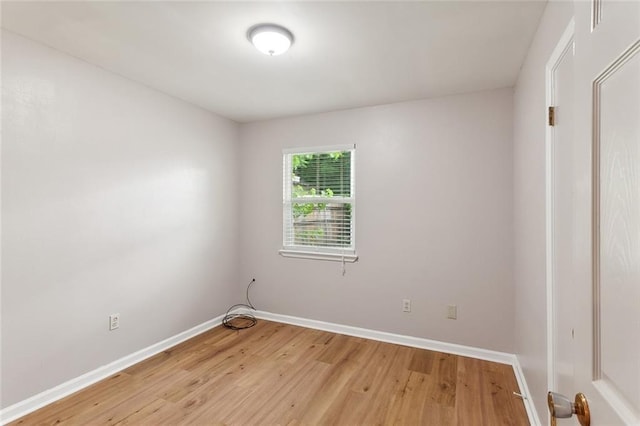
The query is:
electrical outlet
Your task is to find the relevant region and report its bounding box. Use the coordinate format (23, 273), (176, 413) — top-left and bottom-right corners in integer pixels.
(109, 314), (120, 330)
(447, 305), (457, 320)
(402, 299), (411, 313)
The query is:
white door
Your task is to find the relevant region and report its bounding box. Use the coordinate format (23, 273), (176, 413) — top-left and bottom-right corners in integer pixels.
(550, 0), (640, 424)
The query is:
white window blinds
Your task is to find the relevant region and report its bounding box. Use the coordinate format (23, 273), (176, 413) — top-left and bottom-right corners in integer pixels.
(281, 145), (357, 261)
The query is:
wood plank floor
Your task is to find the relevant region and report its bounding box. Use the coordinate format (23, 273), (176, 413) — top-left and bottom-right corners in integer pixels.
(10, 320), (529, 425)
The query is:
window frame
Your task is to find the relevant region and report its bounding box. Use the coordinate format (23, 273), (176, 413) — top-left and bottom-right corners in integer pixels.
(279, 144), (358, 263)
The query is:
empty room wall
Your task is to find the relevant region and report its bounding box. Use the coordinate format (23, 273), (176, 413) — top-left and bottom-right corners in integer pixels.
(1, 31), (240, 407)
(512, 0), (574, 419)
(239, 88), (515, 353)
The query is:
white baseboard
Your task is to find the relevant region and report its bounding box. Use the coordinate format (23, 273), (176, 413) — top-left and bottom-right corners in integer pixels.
(512, 356), (542, 426)
(2, 310), (540, 426)
(0, 314), (225, 425)
(254, 310), (540, 425)
(255, 310), (515, 364)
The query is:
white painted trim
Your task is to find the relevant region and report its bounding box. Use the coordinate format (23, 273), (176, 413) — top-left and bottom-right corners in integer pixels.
(513, 356), (543, 426)
(282, 143), (355, 155)
(0, 314), (225, 425)
(544, 18), (575, 397)
(279, 249), (358, 263)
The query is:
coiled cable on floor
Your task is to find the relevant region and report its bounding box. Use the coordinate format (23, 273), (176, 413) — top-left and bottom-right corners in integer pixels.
(222, 278), (257, 330)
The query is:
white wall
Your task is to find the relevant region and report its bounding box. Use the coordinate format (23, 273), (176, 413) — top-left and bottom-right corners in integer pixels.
(239, 88), (515, 353)
(512, 1), (574, 420)
(0, 31), (240, 407)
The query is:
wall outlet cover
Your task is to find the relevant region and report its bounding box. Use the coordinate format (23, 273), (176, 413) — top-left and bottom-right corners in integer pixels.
(447, 305), (457, 320)
(109, 314), (120, 330)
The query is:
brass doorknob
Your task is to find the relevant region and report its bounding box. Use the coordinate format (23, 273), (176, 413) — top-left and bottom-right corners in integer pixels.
(547, 391), (590, 426)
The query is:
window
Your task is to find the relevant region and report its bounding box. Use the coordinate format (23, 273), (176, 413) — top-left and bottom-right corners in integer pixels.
(280, 145), (357, 262)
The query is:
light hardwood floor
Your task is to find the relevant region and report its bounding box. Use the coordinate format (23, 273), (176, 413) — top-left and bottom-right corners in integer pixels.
(10, 320), (529, 425)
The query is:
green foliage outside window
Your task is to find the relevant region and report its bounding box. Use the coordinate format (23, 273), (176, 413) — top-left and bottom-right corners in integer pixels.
(289, 150), (352, 247)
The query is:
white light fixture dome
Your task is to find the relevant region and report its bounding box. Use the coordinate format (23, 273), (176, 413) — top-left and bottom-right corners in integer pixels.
(248, 24), (294, 56)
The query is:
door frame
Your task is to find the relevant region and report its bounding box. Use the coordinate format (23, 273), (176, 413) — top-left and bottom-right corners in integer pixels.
(545, 17), (575, 396)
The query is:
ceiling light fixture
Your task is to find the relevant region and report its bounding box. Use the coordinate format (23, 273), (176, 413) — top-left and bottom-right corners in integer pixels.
(248, 24), (294, 56)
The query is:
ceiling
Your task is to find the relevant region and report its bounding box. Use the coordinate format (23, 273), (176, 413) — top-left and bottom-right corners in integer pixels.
(1, 1), (547, 123)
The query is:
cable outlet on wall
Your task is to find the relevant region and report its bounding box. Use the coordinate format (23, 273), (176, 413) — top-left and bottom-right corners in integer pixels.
(447, 305), (457, 320)
(402, 299), (411, 313)
(109, 313), (120, 330)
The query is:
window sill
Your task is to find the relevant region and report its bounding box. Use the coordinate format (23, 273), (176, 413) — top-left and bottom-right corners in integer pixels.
(279, 249), (358, 263)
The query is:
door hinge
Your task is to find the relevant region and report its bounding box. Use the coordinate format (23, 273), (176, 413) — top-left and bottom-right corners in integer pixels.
(548, 106), (556, 126)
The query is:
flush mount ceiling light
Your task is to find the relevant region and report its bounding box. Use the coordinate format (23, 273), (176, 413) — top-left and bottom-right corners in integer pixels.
(248, 24), (294, 56)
